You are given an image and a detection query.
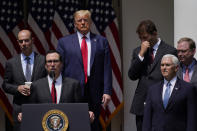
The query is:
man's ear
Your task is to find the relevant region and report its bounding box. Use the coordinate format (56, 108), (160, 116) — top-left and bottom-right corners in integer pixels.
(175, 65), (179, 72)
(45, 64), (47, 70)
(193, 48), (196, 55)
(153, 31), (157, 36)
(74, 20), (77, 28)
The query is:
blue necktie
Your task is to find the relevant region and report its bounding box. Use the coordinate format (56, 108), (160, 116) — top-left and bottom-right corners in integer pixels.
(25, 57), (31, 81)
(163, 82), (171, 108)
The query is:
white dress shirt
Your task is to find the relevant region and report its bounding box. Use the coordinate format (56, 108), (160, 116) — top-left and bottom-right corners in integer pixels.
(162, 76), (177, 100)
(21, 52), (34, 77)
(77, 31), (91, 76)
(47, 74), (62, 104)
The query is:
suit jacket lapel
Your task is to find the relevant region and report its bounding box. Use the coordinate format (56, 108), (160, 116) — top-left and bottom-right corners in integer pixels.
(165, 79), (181, 110)
(43, 77), (53, 103)
(16, 54), (26, 81)
(90, 33), (96, 70)
(73, 33), (83, 65)
(31, 52), (38, 81)
(148, 41), (165, 73)
(72, 32), (97, 71)
(177, 65), (183, 80)
(191, 59), (197, 82)
(59, 78), (65, 102)
(158, 81), (166, 110)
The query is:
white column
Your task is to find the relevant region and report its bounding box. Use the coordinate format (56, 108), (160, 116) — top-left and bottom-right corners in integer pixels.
(174, 0), (197, 58)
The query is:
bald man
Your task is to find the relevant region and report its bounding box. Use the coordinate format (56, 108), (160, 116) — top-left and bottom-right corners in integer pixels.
(2, 29), (47, 131)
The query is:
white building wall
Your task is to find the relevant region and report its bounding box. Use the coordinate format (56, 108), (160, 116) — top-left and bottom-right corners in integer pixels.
(174, 0), (197, 59)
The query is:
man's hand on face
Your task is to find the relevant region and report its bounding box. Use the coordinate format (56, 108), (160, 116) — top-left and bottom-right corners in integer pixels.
(139, 41), (151, 57)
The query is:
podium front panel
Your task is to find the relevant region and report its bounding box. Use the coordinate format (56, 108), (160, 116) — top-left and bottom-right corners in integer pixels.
(21, 103), (90, 131)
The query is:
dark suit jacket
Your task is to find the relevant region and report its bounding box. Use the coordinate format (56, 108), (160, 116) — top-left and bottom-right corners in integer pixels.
(29, 77), (82, 103)
(142, 78), (197, 131)
(177, 58), (197, 88)
(2, 53), (47, 123)
(128, 41), (177, 115)
(57, 32), (112, 115)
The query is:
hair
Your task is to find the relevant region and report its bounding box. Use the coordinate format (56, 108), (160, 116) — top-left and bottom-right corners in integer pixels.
(136, 20), (157, 35)
(73, 10), (91, 21)
(45, 50), (63, 63)
(177, 37), (196, 50)
(18, 29), (32, 39)
(162, 54), (179, 66)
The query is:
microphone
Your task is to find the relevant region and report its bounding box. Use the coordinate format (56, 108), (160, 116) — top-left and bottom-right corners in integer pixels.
(49, 70), (55, 81)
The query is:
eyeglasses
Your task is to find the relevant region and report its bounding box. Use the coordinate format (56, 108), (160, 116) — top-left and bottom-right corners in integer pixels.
(46, 60), (60, 64)
(177, 49), (191, 53)
(18, 39), (31, 43)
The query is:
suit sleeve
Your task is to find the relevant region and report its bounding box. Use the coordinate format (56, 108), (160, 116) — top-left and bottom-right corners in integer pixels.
(142, 86), (152, 131)
(56, 39), (67, 74)
(2, 61), (20, 96)
(186, 86), (197, 131)
(103, 38), (112, 95)
(128, 48), (145, 80)
(28, 83), (37, 103)
(57, 39), (65, 60)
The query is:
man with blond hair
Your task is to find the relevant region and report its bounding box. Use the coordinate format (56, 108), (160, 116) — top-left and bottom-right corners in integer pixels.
(57, 10), (112, 131)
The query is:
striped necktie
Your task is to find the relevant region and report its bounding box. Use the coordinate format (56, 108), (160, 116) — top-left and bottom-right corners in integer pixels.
(163, 82), (171, 108)
(25, 57), (31, 81)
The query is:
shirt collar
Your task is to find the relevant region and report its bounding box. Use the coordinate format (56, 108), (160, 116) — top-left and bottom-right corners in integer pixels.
(21, 52), (34, 61)
(48, 74), (62, 84)
(77, 31), (90, 40)
(182, 59), (196, 71)
(164, 76), (177, 87)
(152, 38), (161, 51)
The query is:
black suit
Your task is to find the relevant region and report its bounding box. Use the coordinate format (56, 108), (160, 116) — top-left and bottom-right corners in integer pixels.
(128, 41), (177, 131)
(2, 53), (47, 131)
(143, 78), (197, 131)
(29, 77), (82, 103)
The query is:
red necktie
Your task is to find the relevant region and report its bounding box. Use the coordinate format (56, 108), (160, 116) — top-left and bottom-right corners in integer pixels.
(81, 36), (88, 83)
(150, 48), (154, 64)
(184, 67), (190, 82)
(51, 81), (57, 103)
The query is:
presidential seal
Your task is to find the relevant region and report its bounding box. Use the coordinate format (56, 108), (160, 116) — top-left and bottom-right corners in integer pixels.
(42, 109), (69, 131)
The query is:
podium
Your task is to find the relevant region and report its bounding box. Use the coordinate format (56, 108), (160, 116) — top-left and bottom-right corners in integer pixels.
(21, 103), (91, 131)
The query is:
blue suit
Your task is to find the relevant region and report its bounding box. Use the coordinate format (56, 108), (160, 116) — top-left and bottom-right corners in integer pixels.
(142, 78), (197, 131)
(57, 32), (112, 129)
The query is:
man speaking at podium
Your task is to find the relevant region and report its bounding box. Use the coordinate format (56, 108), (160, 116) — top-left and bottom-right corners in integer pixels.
(29, 50), (82, 103)
(18, 50), (84, 121)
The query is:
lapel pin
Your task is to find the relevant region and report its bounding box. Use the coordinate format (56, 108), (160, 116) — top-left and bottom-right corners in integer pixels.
(94, 39), (97, 42)
(175, 88), (178, 90)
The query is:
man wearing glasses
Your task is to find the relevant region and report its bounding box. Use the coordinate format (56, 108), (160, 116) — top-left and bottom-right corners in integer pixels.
(176, 37), (197, 88)
(27, 50), (82, 104)
(2, 29), (47, 131)
(17, 50), (82, 124)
